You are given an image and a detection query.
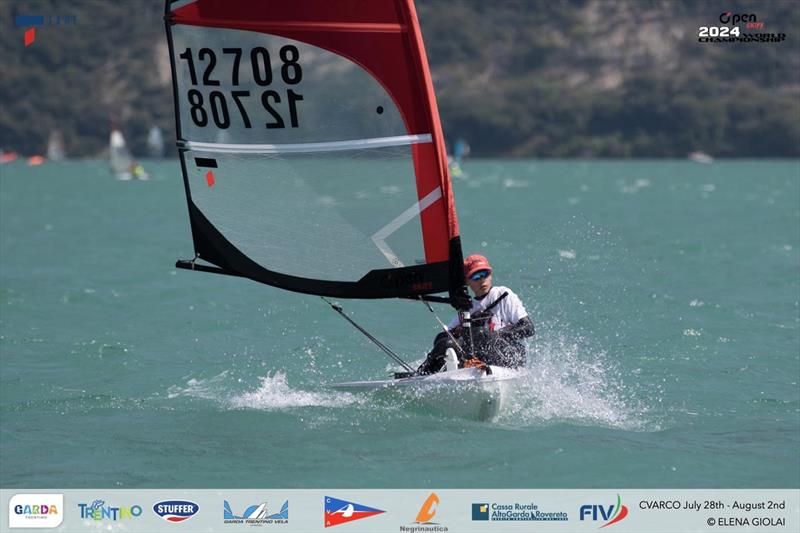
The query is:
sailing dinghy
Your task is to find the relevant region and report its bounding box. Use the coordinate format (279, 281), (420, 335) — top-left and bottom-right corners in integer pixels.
(110, 129), (149, 180)
(165, 0), (520, 420)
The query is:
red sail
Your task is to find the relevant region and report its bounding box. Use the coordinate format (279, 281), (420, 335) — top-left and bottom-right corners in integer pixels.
(167, 0), (465, 300)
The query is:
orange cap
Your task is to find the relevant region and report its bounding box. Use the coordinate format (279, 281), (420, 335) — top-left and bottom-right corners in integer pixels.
(464, 254), (492, 278)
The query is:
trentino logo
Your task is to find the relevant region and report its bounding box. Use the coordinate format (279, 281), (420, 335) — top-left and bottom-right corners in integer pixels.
(324, 496), (384, 528)
(223, 500), (288, 524)
(580, 494), (629, 528)
(78, 500), (142, 521)
(153, 500), (199, 523)
(8, 494), (63, 528)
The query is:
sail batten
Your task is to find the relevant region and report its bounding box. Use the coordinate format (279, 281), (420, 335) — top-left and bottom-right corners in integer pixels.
(179, 134), (432, 154)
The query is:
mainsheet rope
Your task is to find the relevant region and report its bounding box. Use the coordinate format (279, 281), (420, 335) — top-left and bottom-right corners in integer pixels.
(320, 297), (416, 374)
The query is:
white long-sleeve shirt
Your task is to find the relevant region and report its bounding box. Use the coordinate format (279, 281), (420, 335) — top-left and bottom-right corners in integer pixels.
(447, 285), (528, 331)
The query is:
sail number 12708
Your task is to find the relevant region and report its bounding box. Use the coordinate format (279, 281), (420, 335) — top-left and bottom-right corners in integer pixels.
(178, 46), (303, 130)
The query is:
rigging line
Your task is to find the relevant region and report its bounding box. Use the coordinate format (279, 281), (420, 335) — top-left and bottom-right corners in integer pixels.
(417, 297), (468, 359)
(320, 297), (416, 374)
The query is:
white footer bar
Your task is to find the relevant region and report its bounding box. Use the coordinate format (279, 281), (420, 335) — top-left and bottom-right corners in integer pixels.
(2, 489), (797, 532)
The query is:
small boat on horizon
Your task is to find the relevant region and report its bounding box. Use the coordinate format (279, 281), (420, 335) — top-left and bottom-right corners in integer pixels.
(688, 151), (714, 164)
(46, 130), (66, 161)
(110, 129), (149, 180)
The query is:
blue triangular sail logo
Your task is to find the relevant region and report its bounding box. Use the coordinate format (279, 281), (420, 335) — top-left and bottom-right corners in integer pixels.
(324, 496), (385, 527)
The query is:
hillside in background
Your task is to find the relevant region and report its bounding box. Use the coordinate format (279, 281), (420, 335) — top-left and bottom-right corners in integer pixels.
(1, 0), (798, 158)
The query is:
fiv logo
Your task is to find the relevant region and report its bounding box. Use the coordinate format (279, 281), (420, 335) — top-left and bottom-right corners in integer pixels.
(580, 494), (629, 528)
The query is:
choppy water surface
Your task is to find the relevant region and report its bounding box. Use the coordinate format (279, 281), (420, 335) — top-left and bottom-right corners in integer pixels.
(1, 159), (798, 487)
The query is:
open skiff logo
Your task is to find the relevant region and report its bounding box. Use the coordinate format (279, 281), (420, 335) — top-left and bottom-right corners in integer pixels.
(153, 500), (199, 523)
(580, 494), (629, 528)
(324, 496), (384, 528)
(9, 494), (63, 528)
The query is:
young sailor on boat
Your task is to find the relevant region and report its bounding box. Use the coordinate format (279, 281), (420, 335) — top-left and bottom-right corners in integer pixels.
(417, 254), (534, 374)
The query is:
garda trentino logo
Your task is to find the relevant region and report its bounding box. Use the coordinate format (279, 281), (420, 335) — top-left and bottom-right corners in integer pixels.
(78, 500), (142, 521)
(580, 494), (629, 528)
(401, 492), (448, 532)
(153, 500), (199, 523)
(9, 494), (63, 528)
(324, 496), (384, 528)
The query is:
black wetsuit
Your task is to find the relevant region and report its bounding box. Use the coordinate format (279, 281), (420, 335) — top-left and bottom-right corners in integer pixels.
(417, 293), (535, 375)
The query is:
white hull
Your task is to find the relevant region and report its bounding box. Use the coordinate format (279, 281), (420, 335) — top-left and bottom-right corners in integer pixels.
(329, 366), (518, 421)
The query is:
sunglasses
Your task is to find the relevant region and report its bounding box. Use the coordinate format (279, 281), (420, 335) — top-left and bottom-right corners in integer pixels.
(469, 270), (491, 281)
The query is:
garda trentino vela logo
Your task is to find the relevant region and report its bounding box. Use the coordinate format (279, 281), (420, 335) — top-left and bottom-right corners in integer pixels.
(580, 494), (629, 528)
(324, 496), (384, 528)
(153, 500), (199, 522)
(9, 494), (63, 528)
(223, 500), (288, 524)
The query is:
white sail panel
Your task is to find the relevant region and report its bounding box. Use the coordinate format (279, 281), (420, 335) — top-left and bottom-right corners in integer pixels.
(184, 146), (432, 281)
(170, 26), (409, 144)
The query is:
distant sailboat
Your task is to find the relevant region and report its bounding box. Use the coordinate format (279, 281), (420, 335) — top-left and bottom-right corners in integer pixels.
(46, 130), (66, 161)
(147, 126), (165, 158)
(448, 138), (470, 177)
(110, 129), (148, 180)
(688, 151), (714, 164)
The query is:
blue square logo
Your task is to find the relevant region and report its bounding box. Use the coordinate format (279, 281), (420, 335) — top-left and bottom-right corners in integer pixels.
(472, 503), (489, 521)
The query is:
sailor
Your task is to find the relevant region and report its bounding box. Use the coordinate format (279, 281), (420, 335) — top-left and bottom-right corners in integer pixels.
(417, 254), (534, 374)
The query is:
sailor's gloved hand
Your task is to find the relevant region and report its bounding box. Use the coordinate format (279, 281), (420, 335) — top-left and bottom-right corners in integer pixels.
(498, 317), (535, 342)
